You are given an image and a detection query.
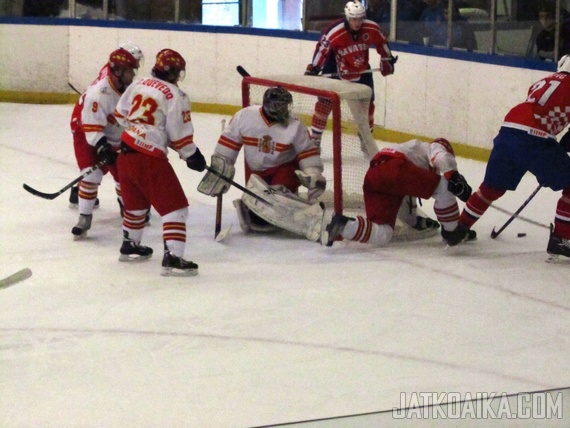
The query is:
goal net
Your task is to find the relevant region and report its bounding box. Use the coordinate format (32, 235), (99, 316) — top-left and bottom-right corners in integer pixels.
(241, 74), (378, 215)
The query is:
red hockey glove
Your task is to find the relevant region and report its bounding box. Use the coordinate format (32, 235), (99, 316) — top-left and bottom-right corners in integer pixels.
(380, 55), (397, 76)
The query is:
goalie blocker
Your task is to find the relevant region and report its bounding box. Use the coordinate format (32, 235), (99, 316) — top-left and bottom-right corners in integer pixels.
(197, 155), (236, 196)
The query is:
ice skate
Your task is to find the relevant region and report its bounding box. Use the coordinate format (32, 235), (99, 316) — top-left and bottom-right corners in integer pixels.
(323, 213), (353, 247)
(71, 214), (92, 240)
(161, 251), (198, 277)
(546, 224), (570, 263)
(442, 224), (476, 246)
(118, 240), (153, 262)
(413, 216), (440, 231)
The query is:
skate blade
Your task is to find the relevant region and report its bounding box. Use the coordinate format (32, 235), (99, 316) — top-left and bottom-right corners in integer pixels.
(161, 267), (198, 277)
(118, 254), (153, 262)
(545, 254), (570, 263)
(72, 230), (88, 241)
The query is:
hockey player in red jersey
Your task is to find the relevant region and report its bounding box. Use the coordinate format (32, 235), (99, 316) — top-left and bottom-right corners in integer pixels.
(114, 49), (206, 276)
(198, 86), (327, 239)
(444, 55), (570, 261)
(305, 0), (397, 145)
(69, 42), (144, 208)
(323, 138), (474, 247)
(70, 48), (140, 239)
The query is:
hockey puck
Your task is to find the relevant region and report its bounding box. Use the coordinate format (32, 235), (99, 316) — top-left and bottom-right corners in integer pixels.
(517, 233), (527, 238)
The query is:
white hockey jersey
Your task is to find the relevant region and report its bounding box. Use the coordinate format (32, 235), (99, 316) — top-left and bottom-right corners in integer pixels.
(378, 138), (458, 178)
(81, 76), (125, 148)
(215, 106), (323, 173)
(114, 77), (197, 160)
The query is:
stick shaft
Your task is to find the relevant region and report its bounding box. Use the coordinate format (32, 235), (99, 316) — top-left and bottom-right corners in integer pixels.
(491, 185), (542, 238)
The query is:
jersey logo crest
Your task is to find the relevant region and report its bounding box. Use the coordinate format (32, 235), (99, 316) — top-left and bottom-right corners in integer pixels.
(259, 135), (275, 154)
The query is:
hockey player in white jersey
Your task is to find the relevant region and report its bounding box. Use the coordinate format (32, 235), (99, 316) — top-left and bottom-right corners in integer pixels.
(114, 48), (206, 276)
(69, 42), (144, 208)
(198, 86), (327, 240)
(323, 138), (476, 247)
(70, 47), (140, 239)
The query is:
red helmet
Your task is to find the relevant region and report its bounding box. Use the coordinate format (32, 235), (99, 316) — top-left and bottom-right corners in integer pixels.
(154, 49), (186, 73)
(109, 48), (139, 69)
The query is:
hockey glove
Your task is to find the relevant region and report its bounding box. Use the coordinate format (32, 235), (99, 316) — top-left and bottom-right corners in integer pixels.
(304, 64), (321, 76)
(186, 147), (206, 172)
(197, 155), (235, 196)
(296, 168), (326, 201)
(380, 55), (398, 76)
(447, 171), (472, 202)
(559, 131), (570, 152)
(95, 137), (117, 165)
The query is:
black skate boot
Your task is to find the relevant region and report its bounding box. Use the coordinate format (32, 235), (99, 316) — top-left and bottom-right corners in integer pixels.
(161, 251), (199, 277)
(324, 213), (354, 247)
(413, 216), (440, 231)
(442, 224), (475, 246)
(119, 240), (153, 262)
(546, 224), (570, 263)
(71, 214), (92, 240)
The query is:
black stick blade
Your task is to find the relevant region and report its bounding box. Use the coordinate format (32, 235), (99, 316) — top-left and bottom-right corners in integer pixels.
(22, 183), (59, 200)
(490, 227), (499, 239)
(236, 65), (251, 77)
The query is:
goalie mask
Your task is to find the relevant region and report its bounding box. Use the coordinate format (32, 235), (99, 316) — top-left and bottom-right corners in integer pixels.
(262, 87), (293, 124)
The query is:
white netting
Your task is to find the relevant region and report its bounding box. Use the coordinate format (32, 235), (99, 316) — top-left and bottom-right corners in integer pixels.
(243, 75), (378, 214)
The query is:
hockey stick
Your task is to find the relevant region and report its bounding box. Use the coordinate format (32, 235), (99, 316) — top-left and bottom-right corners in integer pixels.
(236, 65), (251, 77)
(0, 268), (32, 290)
(490, 184), (542, 239)
(205, 166), (272, 206)
(214, 118), (229, 241)
(68, 82), (82, 95)
(489, 204), (549, 230)
(23, 159), (107, 200)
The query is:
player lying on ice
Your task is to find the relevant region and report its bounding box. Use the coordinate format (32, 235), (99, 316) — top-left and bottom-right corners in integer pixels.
(198, 86), (443, 243)
(322, 137), (475, 247)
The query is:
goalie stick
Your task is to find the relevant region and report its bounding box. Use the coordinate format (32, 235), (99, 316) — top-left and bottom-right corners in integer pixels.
(0, 268), (32, 290)
(205, 165), (272, 206)
(215, 118), (231, 242)
(23, 159), (107, 200)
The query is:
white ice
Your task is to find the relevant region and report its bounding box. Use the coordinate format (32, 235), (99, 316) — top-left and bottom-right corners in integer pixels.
(0, 103), (568, 427)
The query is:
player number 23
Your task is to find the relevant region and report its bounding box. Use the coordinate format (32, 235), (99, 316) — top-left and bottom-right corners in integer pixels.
(129, 94), (159, 125)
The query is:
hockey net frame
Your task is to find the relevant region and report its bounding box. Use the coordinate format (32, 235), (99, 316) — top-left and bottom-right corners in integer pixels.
(241, 74), (377, 216)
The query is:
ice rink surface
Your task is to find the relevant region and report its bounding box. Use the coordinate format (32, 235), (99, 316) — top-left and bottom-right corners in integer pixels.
(0, 103), (568, 427)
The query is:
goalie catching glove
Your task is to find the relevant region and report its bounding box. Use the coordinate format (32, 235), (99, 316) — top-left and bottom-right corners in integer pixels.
(197, 154), (235, 196)
(295, 167), (326, 201)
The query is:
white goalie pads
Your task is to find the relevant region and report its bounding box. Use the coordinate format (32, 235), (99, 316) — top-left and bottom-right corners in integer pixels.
(197, 155), (235, 196)
(241, 174), (325, 242)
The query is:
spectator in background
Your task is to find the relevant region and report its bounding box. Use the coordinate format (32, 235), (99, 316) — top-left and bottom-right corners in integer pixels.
(368, 0), (427, 44)
(534, 0), (570, 61)
(420, 0), (477, 50)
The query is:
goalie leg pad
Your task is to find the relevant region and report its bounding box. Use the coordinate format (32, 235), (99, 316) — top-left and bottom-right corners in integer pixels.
(242, 174), (325, 241)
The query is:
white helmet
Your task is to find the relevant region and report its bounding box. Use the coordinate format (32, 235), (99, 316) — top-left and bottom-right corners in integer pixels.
(558, 54), (570, 73)
(345, 1), (366, 19)
(119, 42), (144, 63)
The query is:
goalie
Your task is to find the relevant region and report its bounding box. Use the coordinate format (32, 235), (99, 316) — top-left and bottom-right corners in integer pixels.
(198, 86), (327, 240)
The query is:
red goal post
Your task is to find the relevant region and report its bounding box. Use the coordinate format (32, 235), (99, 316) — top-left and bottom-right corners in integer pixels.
(241, 74), (377, 215)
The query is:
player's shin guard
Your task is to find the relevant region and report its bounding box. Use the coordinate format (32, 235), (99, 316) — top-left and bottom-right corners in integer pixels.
(553, 188), (570, 240)
(459, 182), (506, 228)
(162, 208), (188, 257)
(310, 97), (333, 139)
(342, 215), (393, 246)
